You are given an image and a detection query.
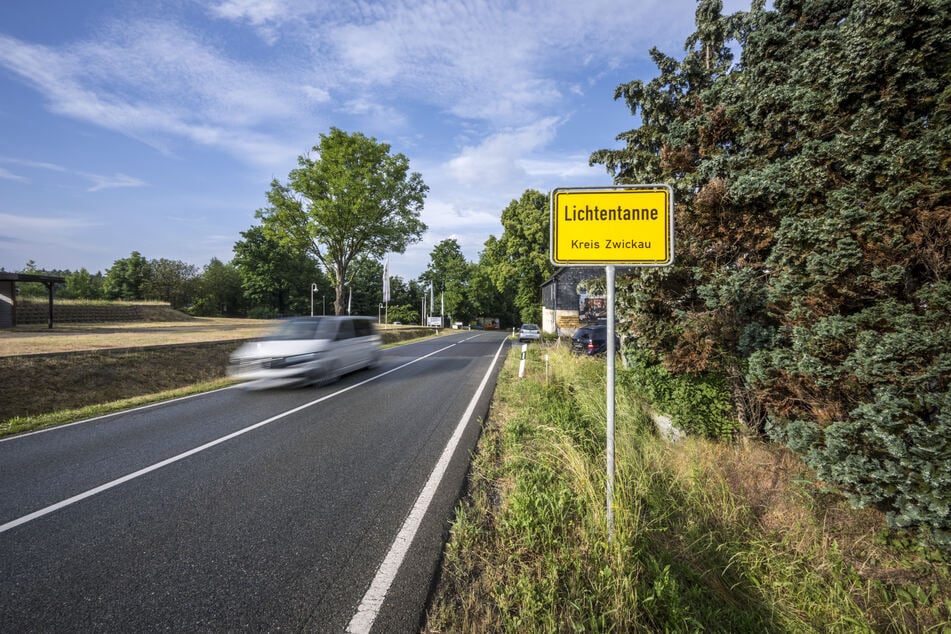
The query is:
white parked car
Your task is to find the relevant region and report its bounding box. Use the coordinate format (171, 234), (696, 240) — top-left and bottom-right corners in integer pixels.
(228, 316), (381, 387)
(517, 323), (541, 342)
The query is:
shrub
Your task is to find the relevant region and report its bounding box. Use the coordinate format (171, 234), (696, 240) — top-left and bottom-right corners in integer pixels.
(591, 0), (951, 548)
(622, 346), (737, 439)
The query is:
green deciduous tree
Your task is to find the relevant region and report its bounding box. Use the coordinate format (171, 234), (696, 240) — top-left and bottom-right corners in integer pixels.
(232, 226), (326, 316)
(144, 258), (197, 309)
(61, 268), (104, 300)
(256, 128), (428, 315)
(103, 251), (151, 301)
(489, 190), (553, 324)
(192, 258), (244, 316)
(469, 236), (517, 326)
(385, 276), (421, 314)
(421, 239), (473, 324)
(344, 256), (384, 317)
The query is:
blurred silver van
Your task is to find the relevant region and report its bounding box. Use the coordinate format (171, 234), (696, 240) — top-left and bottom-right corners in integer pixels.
(228, 316), (381, 387)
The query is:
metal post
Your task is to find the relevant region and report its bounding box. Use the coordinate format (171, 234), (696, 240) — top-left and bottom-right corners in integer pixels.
(46, 282), (54, 329)
(606, 264), (616, 542)
(311, 283), (317, 316)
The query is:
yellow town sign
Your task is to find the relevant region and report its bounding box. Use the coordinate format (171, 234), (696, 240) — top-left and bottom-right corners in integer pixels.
(550, 185), (674, 266)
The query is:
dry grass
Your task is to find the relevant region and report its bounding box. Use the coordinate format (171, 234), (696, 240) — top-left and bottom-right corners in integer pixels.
(0, 317), (441, 433)
(0, 341), (246, 423)
(0, 318), (270, 356)
(1, 317), (270, 424)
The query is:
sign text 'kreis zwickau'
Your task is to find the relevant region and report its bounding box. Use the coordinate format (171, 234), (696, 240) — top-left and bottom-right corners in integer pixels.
(550, 185), (674, 266)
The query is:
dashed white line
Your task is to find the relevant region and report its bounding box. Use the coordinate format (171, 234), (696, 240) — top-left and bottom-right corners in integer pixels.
(0, 341), (459, 534)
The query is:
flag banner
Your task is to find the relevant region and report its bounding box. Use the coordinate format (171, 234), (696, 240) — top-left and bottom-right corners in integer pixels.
(382, 257), (390, 303)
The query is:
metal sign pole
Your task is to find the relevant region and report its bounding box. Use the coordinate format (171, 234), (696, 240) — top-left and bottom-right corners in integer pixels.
(606, 264), (616, 542)
(548, 184), (674, 546)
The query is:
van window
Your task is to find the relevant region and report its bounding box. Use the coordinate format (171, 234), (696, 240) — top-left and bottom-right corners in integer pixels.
(265, 318), (330, 340)
(336, 319), (355, 340)
(354, 318), (374, 338)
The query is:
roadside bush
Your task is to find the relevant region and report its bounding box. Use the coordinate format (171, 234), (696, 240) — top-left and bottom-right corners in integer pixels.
(622, 346), (737, 439)
(590, 0), (951, 548)
(753, 288), (951, 547)
(246, 306), (280, 319)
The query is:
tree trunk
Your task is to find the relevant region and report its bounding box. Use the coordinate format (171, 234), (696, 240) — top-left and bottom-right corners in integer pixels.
(333, 262), (346, 315)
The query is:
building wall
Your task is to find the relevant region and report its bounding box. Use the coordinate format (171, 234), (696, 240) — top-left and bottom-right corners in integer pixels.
(540, 267), (604, 334)
(542, 307), (585, 336)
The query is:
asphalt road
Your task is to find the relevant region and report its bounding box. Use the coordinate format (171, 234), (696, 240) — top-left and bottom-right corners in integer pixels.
(0, 331), (509, 633)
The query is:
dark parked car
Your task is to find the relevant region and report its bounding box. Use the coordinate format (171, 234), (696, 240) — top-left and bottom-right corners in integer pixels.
(570, 324), (620, 356)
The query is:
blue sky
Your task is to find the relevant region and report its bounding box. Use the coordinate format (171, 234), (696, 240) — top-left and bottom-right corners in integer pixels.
(0, 0), (749, 282)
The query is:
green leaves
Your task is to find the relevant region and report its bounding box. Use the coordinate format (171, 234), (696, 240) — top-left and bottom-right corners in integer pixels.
(490, 190), (554, 324)
(421, 239), (473, 322)
(255, 128), (427, 314)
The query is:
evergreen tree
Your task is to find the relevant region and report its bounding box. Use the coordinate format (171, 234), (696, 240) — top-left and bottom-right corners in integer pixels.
(739, 0), (951, 544)
(592, 0), (951, 545)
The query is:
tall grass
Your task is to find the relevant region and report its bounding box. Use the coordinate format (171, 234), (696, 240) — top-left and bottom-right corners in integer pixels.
(426, 345), (950, 632)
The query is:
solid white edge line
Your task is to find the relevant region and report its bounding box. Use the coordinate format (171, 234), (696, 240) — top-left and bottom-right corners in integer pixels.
(0, 341), (460, 534)
(346, 338), (507, 634)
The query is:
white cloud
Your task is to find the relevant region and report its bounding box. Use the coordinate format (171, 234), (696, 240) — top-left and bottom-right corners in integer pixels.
(0, 1), (707, 173)
(420, 198), (502, 234)
(0, 156), (149, 192)
(0, 212), (97, 231)
(447, 117), (561, 187)
(82, 172), (148, 193)
(0, 26), (316, 169)
(0, 156), (66, 172)
(208, 0), (294, 25)
(0, 167), (28, 183)
(520, 156), (604, 181)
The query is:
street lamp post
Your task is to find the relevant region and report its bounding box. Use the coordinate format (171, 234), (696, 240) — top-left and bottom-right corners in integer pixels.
(311, 283), (317, 316)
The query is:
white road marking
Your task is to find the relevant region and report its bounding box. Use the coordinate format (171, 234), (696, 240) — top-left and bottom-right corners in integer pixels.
(0, 341), (460, 534)
(346, 338), (506, 634)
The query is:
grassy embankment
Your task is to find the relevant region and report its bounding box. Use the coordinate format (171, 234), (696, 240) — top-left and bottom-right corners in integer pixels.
(425, 344), (950, 632)
(0, 308), (437, 437)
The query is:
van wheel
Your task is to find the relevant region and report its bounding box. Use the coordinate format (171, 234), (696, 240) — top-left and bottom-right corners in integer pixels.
(317, 363), (339, 387)
(367, 350), (381, 369)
